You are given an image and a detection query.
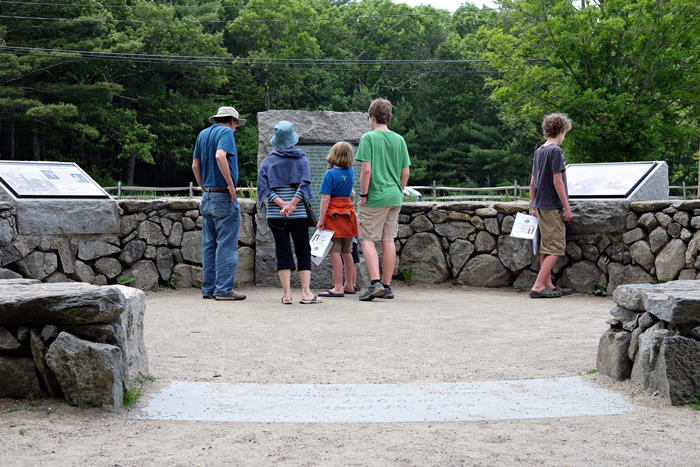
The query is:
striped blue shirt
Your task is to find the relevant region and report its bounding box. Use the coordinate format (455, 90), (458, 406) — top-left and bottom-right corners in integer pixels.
(266, 185), (308, 219)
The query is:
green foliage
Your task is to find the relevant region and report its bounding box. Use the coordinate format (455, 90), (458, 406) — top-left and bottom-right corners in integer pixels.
(124, 374), (157, 407)
(594, 283), (607, 296)
(70, 399), (91, 410)
(400, 267), (416, 284)
(7, 393), (37, 413)
(690, 391), (700, 411)
(19, 428), (26, 435)
(483, 0), (700, 175)
(191, 281), (203, 289)
(587, 369), (598, 375)
(117, 276), (136, 285)
(2, 0), (699, 191)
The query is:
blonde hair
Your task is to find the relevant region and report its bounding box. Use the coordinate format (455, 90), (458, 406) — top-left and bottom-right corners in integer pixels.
(326, 141), (354, 168)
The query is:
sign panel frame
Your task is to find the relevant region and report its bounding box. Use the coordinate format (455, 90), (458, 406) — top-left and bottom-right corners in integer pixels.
(566, 162), (658, 199)
(0, 161), (111, 199)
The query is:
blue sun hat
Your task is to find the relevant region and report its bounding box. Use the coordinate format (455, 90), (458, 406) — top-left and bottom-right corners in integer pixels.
(270, 121), (299, 148)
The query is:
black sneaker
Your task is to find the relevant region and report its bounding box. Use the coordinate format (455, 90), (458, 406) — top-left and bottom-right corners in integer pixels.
(380, 286), (394, 299)
(359, 282), (386, 301)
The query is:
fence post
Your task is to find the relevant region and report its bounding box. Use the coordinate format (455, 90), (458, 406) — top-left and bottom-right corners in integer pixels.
(514, 180), (518, 200)
(683, 181), (686, 200)
(189, 181), (193, 198)
(432, 180), (437, 200)
(117, 181), (121, 199)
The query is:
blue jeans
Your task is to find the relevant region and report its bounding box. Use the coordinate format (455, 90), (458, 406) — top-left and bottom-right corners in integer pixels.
(200, 192), (240, 296)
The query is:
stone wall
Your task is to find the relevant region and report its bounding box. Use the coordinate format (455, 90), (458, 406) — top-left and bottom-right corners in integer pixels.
(3, 197), (700, 293)
(0, 198), (257, 290)
(0, 279), (148, 411)
(597, 281), (700, 405)
(396, 199), (700, 294)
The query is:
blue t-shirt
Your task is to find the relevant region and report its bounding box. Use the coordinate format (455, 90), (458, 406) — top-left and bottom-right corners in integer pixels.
(192, 124), (238, 187)
(531, 144), (567, 209)
(320, 167), (354, 198)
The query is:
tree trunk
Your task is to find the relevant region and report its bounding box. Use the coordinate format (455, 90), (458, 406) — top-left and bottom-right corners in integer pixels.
(10, 121), (16, 160)
(126, 152), (137, 185)
(32, 123), (40, 161)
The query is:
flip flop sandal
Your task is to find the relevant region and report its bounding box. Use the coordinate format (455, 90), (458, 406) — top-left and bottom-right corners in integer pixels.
(281, 297), (293, 305)
(529, 287), (562, 298)
(319, 290), (344, 297)
(343, 290), (357, 295)
(300, 295), (323, 304)
(554, 286), (572, 296)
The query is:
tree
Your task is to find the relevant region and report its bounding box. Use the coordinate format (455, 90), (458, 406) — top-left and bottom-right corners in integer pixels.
(482, 0), (700, 167)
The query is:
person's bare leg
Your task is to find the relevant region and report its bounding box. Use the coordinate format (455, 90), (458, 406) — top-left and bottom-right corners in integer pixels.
(278, 269), (292, 301)
(327, 253), (345, 294)
(342, 252), (356, 293)
(360, 239), (380, 280)
(380, 237), (396, 286)
(298, 270), (314, 301)
(532, 254), (558, 292)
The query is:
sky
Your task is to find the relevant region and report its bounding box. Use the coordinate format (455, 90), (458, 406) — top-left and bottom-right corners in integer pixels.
(393, 0), (498, 12)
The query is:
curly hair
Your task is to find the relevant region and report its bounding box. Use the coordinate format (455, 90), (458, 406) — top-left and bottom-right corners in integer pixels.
(368, 98), (392, 125)
(326, 141), (354, 168)
(542, 113), (572, 138)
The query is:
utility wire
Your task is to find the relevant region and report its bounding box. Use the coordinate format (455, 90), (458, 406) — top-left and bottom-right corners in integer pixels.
(0, 46), (499, 74)
(0, 12), (445, 23)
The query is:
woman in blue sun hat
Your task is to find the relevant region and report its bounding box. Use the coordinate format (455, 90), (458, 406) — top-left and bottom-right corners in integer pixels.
(257, 121), (323, 305)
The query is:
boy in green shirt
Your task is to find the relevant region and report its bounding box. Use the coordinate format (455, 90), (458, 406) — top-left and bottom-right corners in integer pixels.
(356, 98), (411, 301)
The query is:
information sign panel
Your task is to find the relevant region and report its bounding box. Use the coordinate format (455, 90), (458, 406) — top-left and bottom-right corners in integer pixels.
(0, 161), (110, 199)
(296, 144), (361, 214)
(566, 162), (657, 199)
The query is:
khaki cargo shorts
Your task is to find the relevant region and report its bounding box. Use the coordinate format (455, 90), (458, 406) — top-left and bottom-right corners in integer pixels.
(536, 208), (566, 256)
(358, 206), (401, 242)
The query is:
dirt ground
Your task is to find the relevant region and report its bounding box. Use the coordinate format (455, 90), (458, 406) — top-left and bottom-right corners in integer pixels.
(1, 283), (698, 466)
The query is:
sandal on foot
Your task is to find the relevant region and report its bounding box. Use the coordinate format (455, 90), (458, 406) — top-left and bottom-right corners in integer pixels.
(300, 295), (323, 304)
(319, 290), (344, 297)
(281, 297), (293, 305)
(553, 286), (572, 296)
(529, 287), (562, 298)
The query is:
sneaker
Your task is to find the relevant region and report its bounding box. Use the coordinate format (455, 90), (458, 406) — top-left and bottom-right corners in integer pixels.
(359, 282), (386, 301)
(380, 286), (394, 299)
(203, 295), (214, 299)
(214, 292), (247, 301)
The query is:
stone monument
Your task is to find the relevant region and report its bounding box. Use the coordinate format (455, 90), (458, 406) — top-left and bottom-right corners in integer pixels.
(255, 110), (369, 289)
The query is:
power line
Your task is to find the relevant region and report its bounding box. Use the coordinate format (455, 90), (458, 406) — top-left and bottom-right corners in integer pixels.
(0, 12), (445, 23)
(0, 46), (499, 74)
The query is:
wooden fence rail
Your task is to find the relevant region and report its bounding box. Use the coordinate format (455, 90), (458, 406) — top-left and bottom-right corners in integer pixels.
(103, 181), (256, 199)
(102, 181), (699, 201)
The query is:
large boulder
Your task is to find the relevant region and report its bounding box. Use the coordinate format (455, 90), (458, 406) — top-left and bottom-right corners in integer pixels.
(568, 201), (629, 234)
(399, 233), (449, 284)
(498, 235), (534, 272)
(597, 328), (633, 381)
(647, 336), (700, 405)
(560, 261), (601, 294)
(45, 332), (125, 411)
(655, 239), (687, 282)
(0, 282), (125, 326)
(0, 356), (43, 398)
(458, 255), (512, 287)
(607, 263), (653, 295)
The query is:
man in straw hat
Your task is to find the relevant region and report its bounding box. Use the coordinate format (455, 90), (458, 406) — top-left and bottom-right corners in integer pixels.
(192, 106), (248, 301)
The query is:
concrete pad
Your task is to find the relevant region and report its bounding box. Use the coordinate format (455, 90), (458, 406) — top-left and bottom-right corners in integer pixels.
(136, 376), (631, 423)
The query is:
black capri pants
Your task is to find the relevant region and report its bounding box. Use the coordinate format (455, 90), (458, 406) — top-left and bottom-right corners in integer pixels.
(268, 218), (312, 271)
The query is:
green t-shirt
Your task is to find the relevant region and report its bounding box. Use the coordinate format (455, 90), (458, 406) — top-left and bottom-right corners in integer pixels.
(355, 130), (411, 207)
